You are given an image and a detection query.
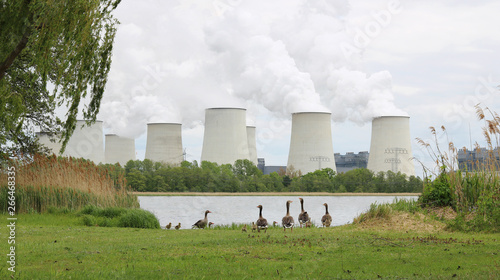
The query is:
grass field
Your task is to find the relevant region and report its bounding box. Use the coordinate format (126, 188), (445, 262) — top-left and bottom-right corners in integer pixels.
(1, 212), (498, 279)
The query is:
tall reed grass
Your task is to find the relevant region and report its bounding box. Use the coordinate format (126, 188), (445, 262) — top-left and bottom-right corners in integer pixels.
(416, 105), (499, 232)
(0, 154), (138, 213)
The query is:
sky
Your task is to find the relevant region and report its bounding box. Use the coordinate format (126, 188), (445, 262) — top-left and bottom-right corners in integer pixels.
(96, 0), (500, 177)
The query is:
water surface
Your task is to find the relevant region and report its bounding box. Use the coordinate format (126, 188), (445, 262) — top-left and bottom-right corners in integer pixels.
(138, 195), (418, 229)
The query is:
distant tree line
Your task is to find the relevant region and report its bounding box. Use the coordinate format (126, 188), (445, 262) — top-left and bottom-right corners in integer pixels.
(101, 159), (423, 193)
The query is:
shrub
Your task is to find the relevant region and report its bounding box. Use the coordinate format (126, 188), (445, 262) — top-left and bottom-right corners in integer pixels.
(118, 209), (160, 229)
(419, 173), (454, 208)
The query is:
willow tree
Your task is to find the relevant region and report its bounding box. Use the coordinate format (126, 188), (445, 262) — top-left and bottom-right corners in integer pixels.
(0, 0), (121, 159)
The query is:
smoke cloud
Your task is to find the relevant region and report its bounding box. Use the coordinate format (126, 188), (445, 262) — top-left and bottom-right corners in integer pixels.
(100, 0), (407, 138)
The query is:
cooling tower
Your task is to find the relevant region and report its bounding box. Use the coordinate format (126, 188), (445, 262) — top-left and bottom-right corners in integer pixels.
(246, 126), (258, 165)
(201, 108), (250, 165)
(367, 116), (415, 176)
(64, 120), (105, 164)
(145, 123), (183, 165)
(287, 112), (337, 174)
(104, 134), (136, 166)
(36, 132), (63, 155)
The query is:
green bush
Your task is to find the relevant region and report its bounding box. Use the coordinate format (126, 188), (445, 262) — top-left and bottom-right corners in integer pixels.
(118, 209), (160, 229)
(79, 206), (160, 229)
(419, 174), (454, 208)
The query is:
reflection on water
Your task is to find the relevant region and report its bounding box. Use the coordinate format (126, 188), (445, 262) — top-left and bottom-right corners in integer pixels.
(138, 195), (418, 229)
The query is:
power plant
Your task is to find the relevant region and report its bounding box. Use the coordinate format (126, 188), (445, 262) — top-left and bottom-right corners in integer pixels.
(287, 112), (337, 175)
(367, 116), (415, 176)
(36, 132), (63, 155)
(201, 108), (250, 165)
(64, 120), (105, 164)
(145, 123), (183, 165)
(34, 110), (418, 177)
(246, 126), (258, 165)
(104, 134), (136, 166)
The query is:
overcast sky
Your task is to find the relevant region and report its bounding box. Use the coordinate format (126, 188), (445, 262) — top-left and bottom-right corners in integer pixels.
(97, 0), (500, 176)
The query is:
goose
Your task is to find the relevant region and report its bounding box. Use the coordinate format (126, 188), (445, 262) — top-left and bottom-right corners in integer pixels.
(251, 222), (257, 232)
(256, 205), (268, 233)
(298, 198), (310, 228)
(208, 222), (214, 229)
(282, 200), (294, 232)
(193, 210), (212, 229)
(305, 218), (312, 228)
(166, 222), (172, 230)
(273, 221), (278, 227)
(242, 224), (247, 232)
(175, 223), (181, 230)
(321, 203), (332, 227)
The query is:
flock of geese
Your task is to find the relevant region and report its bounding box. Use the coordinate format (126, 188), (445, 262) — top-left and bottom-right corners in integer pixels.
(164, 198), (333, 231)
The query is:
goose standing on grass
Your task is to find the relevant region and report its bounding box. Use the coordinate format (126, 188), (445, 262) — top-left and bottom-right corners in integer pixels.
(175, 223), (181, 230)
(322, 203), (332, 227)
(298, 198), (309, 228)
(256, 205), (269, 233)
(166, 222), (172, 230)
(242, 224), (247, 232)
(208, 222), (214, 229)
(282, 200), (294, 232)
(251, 222), (257, 232)
(193, 210), (212, 229)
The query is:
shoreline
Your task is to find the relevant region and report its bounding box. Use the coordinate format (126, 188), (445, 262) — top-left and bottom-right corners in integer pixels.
(132, 192), (421, 196)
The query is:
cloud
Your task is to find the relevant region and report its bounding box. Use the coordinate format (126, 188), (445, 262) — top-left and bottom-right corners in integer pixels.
(100, 0), (406, 137)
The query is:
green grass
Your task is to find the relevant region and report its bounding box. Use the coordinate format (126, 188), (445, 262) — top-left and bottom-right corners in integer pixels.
(78, 206), (160, 229)
(1, 213), (498, 279)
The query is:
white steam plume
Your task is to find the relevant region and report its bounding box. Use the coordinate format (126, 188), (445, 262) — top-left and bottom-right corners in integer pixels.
(100, 0), (406, 138)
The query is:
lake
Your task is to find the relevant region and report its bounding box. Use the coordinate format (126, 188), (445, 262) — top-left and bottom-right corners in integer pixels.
(138, 195), (418, 229)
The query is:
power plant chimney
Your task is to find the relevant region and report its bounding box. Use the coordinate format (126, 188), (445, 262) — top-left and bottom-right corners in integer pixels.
(145, 123), (183, 165)
(367, 116), (415, 176)
(201, 108), (250, 165)
(104, 134), (136, 166)
(246, 126), (258, 165)
(287, 112), (337, 174)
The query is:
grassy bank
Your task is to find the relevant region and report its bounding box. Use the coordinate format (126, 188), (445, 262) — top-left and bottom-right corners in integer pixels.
(1, 212), (498, 279)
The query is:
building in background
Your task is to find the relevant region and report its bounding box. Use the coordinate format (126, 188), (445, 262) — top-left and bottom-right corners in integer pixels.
(246, 126), (258, 165)
(457, 147), (500, 171)
(287, 112), (336, 175)
(334, 151), (369, 173)
(145, 123), (183, 165)
(201, 108), (250, 165)
(105, 134), (136, 166)
(367, 116), (415, 176)
(38, 120), (104, 164)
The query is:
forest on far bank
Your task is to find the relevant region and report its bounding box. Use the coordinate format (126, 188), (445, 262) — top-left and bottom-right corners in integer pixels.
(102, 159), (423, 194)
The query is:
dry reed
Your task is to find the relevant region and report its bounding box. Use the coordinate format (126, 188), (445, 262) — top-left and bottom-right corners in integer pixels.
(0, 154), (138, 213)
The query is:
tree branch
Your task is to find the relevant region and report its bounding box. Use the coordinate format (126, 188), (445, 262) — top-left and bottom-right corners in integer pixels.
(0, 28), (32, 81)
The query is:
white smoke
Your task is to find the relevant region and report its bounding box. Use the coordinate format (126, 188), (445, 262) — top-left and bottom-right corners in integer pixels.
(100, 0), (407, 138)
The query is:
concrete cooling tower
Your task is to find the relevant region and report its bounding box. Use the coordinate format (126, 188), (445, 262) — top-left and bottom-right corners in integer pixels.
(104, 134), (136, 166)
(247, 126), (258, 165)
(201, 108), (250, 165)
(367, 116), (415, 176)
(287, 112), (337, 175)
(36, 132), (63, 155)
(145, 123), (183, 165)
(64, 120), (105, 164)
